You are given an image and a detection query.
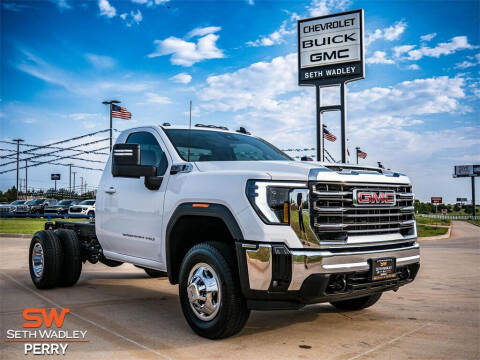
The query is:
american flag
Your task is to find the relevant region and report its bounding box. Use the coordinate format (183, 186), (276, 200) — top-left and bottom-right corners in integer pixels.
(357, 148), (367, 159)
(323, 127), (337, 142)
(111, 104), (132, 120)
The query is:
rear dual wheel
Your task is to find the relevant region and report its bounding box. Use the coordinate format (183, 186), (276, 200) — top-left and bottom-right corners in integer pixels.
(29, 229), (82, 289)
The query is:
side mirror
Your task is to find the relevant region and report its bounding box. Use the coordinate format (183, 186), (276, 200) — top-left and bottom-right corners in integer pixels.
(112, 144), (157, 178)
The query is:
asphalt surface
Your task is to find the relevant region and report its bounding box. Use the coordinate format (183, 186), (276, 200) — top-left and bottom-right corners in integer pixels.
(1, 221), (479, 359)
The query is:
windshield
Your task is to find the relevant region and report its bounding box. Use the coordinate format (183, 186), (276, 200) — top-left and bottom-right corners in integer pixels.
(164, 129), (291, 161)
(11, 200), (26, 205)
(57, 200), (73, 205)
(79, 200), (95, 205)
(27, 199), (44, 205)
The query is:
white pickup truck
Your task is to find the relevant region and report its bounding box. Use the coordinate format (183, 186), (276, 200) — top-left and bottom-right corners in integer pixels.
(29, 124), (420, 339)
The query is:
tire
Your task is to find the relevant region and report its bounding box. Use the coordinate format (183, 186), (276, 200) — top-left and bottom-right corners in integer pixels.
(330, 293), (383, 311)
(87, 211), (95, 217)
(144, 268), (167, 278)
(29, 230), (63, 289)
(100, 256), (123, 267)
(55, 229), (82, 287)
(179, 242), (250, 339)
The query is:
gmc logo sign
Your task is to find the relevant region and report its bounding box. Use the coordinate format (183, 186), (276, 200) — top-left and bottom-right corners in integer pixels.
(353, 190), (396, 206)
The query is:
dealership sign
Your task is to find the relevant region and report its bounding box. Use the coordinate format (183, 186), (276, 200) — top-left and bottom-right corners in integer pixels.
(453, 165), (480, 177)
(431, 197), (443, 204)
(51, 174), (61, 181)
(298, 9), (364, 85)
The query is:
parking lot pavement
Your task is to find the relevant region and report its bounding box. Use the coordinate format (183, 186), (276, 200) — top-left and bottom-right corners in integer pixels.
(1, 221), (479, 360)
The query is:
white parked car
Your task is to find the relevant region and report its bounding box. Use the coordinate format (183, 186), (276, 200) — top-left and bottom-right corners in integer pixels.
(68, 199), (95, 217)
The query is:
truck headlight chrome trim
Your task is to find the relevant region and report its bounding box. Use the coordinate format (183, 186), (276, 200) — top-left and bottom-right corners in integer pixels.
(246, 180), (307, 225)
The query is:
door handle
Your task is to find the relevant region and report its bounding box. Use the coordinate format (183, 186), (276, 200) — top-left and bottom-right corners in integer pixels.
(104, 187), (116, 194)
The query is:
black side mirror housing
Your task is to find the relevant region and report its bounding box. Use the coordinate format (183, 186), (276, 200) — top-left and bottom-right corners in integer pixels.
(112, 143), (157, 178)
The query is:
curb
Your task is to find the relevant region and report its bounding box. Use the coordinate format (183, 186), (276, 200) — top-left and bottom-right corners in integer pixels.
(0, 233), (32, 239)
(418, 225), (451, 241)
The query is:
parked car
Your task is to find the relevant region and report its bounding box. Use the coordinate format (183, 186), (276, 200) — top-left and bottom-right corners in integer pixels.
(26, 198), (57, 214)
(1, 200), (27, 214)
(30, 125), (419, 339)
(68, 200), (95, 217)
(44, 199), (79, 215)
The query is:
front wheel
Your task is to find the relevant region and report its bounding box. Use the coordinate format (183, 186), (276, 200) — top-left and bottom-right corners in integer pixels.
(330, 292), (382, 311)
(179, 242), (250, 339)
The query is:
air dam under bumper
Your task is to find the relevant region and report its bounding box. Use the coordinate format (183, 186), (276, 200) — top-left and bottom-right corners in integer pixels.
(235, 241), (420, 310)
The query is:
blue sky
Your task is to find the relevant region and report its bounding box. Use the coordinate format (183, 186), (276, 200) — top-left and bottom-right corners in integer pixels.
(1, 0), (479, 202)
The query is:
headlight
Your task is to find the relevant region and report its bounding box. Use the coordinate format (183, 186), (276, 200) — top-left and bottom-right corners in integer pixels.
(246, 180), (307, 224)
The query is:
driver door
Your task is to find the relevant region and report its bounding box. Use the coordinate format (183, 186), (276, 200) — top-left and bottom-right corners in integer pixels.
(97, 129), (170, 262)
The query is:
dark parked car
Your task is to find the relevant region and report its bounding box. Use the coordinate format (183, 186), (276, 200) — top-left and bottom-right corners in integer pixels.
(25, 198), (57, 214)
(44, 199), (79, 215)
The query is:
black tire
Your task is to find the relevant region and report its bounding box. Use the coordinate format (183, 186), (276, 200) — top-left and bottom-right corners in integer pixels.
(55, 229), (82, 287)
(100, 256), (124, 267)
(144, 268), (167, 278)
(87, 211), (95, 217)
(29, 230), (63, 289)
(330, 292), (383, 311)
(179, 242), (250, 339)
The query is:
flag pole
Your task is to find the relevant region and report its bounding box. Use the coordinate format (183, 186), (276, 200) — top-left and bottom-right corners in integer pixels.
(356, 147), (359, 164)
(102, 100), (120, 152)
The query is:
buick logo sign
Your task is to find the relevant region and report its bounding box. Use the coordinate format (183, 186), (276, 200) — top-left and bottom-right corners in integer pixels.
(353, 189), (396, 206)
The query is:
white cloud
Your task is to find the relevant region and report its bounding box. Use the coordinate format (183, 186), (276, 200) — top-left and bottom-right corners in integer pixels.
(307, 0), (351, 17)
(16, 48), (157, 96)
(170, 73), (192, 84)
(246, 20), (294, 47)
(121, 10), (143, 26)
(366, 21), (407, 45)
(395, 36), (477, 61)
(145, 92), (171, 104)
(366, 51), (395, 64)
(420, 33), (437, 42)
(23, 118), (37, 124)
(247, 0), (254, 5)
(98, 0), (116, 18)
(393, 45), (415, 58)
(85, 54), (115, 69)
(407, 64), (420, 70)
(50, 0), (71, 10)
(148, 28), (224, 66)
(131, 0), (169, 5)
(455, 53), (480, 69)
(186, 26), (221, 39)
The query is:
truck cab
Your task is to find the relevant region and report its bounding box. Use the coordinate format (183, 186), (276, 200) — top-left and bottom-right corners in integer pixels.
(29, 124), (420, 339)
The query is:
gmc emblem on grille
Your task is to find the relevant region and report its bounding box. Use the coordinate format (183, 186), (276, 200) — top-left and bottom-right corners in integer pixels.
(353, 190), (396, 206)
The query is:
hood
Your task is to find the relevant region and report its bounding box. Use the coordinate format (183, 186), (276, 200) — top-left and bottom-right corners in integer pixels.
(46, 205), (68, 209)
(194, 160), (411, 184)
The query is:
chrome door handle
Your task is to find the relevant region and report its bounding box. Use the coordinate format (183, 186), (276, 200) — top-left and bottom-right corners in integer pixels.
(104, 187), (116, 194)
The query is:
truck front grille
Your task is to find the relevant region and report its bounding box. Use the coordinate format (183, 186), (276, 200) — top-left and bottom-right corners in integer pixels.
(309, 182), (415, 238)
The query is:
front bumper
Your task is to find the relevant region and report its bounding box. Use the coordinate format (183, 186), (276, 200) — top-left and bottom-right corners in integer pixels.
(236, 240), (420, 309)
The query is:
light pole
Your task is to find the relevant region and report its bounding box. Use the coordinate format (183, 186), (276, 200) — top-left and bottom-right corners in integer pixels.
(13, 138), (24, 199)
(72, 172), (77, 196)
(102, 100), (120, 152)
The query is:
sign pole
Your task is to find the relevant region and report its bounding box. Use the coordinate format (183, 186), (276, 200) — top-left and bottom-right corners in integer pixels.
(472, 177), (476, 217)
(340, 82), (347, 163)
(356, 147), (359, 164)
(316, 85), (324, 162)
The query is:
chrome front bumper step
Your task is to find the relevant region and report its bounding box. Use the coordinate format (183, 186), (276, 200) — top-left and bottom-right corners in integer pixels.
(243, 242), (420, 291)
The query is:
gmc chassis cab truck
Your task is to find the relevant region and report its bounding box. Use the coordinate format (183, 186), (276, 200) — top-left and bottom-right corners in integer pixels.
(28, 124), (420, 339)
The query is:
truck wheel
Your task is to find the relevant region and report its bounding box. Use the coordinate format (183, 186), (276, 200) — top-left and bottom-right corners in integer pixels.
(144, 268), (167, 278)
(55, 229), (82, 287)
(179, 242), (250, 339)
(330, 293), (382, 311)
(100, 257), (124, 267)
(29, 230), (63, 289)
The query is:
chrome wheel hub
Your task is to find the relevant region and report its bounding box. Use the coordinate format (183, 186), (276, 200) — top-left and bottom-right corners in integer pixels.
(187, 263), (221, 321)
(32, 243), (44, 278)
